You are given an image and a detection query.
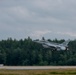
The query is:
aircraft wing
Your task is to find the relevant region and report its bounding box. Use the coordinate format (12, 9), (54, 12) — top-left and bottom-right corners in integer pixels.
(34, 40), (58, 48)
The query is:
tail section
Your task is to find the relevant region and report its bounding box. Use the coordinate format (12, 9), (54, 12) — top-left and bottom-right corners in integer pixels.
(60, 39), (70, 46)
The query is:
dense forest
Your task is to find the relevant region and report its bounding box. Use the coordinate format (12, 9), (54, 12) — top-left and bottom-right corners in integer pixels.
(0, 37), (76, 66)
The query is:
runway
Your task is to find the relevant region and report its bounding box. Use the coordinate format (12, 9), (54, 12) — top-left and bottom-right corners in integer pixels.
(0, 66), (76, 70)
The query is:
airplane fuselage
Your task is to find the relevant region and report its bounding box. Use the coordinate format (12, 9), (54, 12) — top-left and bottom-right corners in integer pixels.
(43, 43), (67, 50)
(34, 40), (70, 51)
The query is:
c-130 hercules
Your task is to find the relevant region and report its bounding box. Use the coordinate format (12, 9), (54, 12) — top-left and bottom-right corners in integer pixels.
(34, 39), (70, 51)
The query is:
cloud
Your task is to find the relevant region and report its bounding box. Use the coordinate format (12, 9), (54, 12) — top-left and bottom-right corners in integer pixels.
(0, 0), (76, 40)
(30, 30), (52, 38)
(57, 32), (76, 37)
(30, 30), (76, 40)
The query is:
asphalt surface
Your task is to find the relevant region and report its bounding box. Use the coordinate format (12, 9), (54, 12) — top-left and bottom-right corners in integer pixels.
(0, 66), (76, 70)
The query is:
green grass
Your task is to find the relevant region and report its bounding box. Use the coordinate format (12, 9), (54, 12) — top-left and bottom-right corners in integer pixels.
(0, 69), (76, 75)
(49, 71), (76, 74)
(0, 74), (18, 75)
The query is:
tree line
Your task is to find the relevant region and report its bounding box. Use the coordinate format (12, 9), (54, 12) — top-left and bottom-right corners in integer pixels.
(0, 37), (76, 66)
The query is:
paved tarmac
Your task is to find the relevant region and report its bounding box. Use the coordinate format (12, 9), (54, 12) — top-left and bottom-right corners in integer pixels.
(0, 66), (76, 70)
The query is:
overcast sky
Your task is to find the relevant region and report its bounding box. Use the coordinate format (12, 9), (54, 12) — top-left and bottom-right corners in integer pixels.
(0, 0), (76, 40)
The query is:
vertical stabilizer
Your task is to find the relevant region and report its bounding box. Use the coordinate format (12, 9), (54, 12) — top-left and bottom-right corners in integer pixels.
(60, 40), (70, 46)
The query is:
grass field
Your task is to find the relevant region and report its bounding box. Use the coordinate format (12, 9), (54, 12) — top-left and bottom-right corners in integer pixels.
(0, 69), (76, 75)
